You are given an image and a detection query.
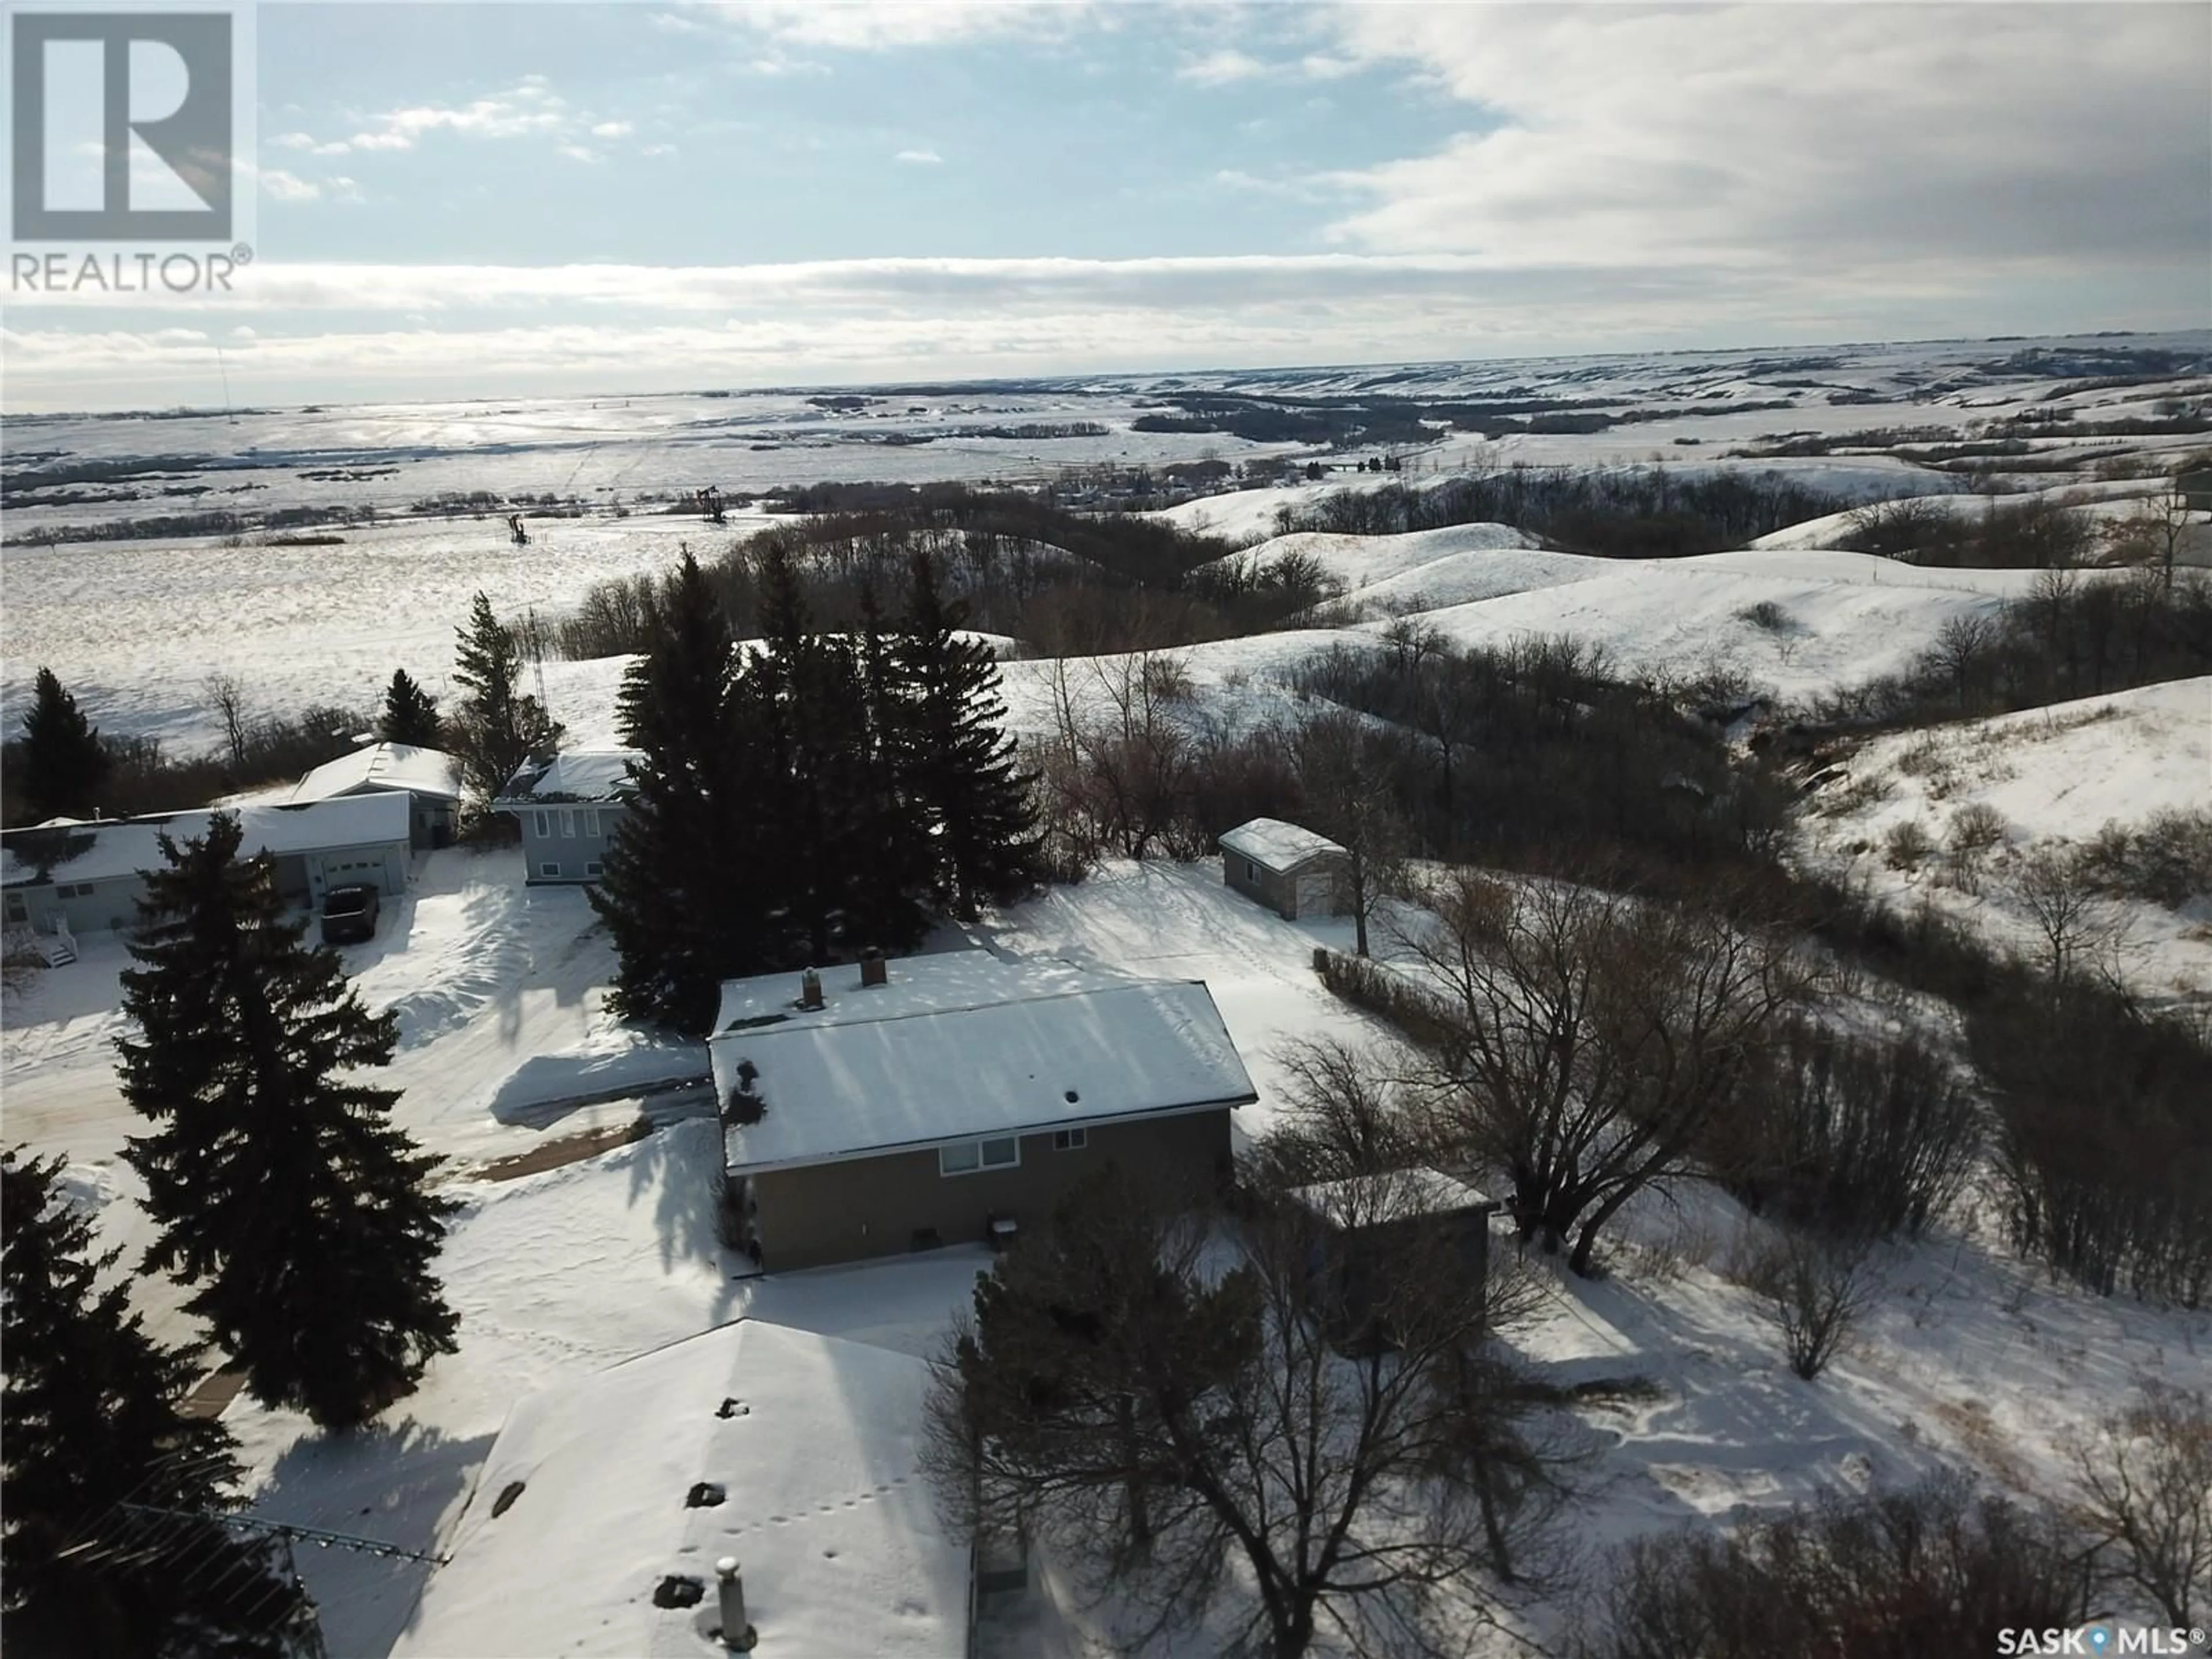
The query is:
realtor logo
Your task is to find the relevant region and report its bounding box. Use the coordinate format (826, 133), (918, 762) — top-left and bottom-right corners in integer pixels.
(10, 10), (234, 240)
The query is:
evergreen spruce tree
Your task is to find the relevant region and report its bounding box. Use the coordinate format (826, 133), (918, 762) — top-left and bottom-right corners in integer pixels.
(592, 550), (775, 1033)
(897, 551), (1040, 917)
(749, 546), (874, 964)
(118, 815), (460, 1430)
(17, 666), (111, 823)
(3, 1148), (320, 1659)
(376, 668), (442, 749)
(448, 593), (562, 806)
(846, 580), (934, 953)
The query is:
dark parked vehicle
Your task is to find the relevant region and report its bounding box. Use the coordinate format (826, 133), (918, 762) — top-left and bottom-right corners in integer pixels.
(320, 884), (380, 945)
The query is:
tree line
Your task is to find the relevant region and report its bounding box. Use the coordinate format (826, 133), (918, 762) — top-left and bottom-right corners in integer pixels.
(591, 542), (1039, 1034)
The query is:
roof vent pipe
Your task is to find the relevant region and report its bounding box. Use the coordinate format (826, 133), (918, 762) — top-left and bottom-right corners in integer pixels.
(716, 1557), (757, 1651)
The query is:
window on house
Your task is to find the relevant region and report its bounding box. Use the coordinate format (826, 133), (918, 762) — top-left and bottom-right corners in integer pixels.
(1052, 1128), (1086, 1152)
(582, 809), (600, 838)
(584, 861), (604, 878)
(5, 892), (26, 922)
(533, 809), (550, 838)
(539, 861), (561, 878)
(939, 1137), (1020, 1177)
(1245, 859), (1259, 883)
(559, 808), (575, 838)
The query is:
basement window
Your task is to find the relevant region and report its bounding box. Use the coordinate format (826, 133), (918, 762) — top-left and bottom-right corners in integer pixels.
(940, 1137), (1020, 1177)
(539, 862), (561, 879)
(585, 861), (604, 878)
(1052, 1128), (1086, 1152)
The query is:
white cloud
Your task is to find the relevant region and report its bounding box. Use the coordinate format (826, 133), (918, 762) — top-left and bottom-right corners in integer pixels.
(705, 1), (1088, 49)
(895, 149), (942, 165)
(1178, 48), (1267, 86)
(6, 246), (2196, 410)
(1316, 3), (2211, 290)
(557, 144), (600, 164)
(259, 169), (322, 202)
(590, 120), (634, 139)
(641, 142), (679, 158)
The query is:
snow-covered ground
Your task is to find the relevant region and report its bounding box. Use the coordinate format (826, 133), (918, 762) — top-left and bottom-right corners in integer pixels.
(9, 858), (2192, 1656)
(6, 331), (2209, 1655)
(1801, 676), (2212, 1005)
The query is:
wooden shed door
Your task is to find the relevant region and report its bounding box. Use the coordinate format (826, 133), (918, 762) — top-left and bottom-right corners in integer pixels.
(1296, 868), (1337, 918)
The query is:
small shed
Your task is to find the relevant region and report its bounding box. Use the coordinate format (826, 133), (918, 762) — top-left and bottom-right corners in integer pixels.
(1286, 1168), (1498, 1353)
(1219, 817), (1350, 921)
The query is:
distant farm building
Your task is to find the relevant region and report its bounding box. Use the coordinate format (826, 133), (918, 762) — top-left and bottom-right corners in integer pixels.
(1219, 817), (1350, 921)
(392, 1318), (969, 1659)
(289, 741), (462, 849)
(1, 794), (411, 937)
(713, 948), (1256, 1271)
(494, 749), (641, 885)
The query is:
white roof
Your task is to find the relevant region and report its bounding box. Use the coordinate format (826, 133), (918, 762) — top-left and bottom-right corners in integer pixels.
(1, 794), (410, 887)
(1219, 817), (1345, 872)
(711, 949), (1255, 1172)
(290, 742), (462, 805)
(1286, 1167), (1497, 1228)
(499, 748), (642, 804)
(391, 1320), (966, 1659)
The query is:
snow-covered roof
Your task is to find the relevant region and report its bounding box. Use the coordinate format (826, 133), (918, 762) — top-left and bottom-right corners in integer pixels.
(1286, 1167), (1497, 1228)
(290, 741), (462, 805)
(391, 1319), (967, 1659)
(1219, 817), (1346, 872)
(711, 948), (1256, 1172)
(496, 748), (642, 805)
(1, 794), (411, 887)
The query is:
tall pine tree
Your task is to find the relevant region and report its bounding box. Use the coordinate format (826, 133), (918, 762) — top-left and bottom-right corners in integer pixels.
(376, 668), (442, 749)
(897, 551), (1040, 918)
(448, 593), (562, 806)
(846, 579), (934, 953)
(3, 1148), (320, 1659)
(17, 666), (111, 824)
(748, 546), (875, 964)
(118, 815), (460, 1430)
(592, 549), (775, 1034)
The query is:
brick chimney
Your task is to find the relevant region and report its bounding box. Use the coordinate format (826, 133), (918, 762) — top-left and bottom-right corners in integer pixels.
(859, 947), (887, 988)
(798, 967), (823, 1010)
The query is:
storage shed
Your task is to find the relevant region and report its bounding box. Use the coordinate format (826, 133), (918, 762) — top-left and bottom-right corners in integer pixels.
(1219, 817), (1350, 921)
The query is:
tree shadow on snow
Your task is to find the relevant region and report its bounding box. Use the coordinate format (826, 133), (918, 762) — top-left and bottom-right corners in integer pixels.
(248, 1417), (495, 1659)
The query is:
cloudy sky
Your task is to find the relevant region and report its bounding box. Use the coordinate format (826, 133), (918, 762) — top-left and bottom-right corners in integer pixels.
(6, 1), (2208, 411)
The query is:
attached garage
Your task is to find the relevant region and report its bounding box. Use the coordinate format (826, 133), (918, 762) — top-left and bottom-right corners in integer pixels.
(2, 794), (412, 938)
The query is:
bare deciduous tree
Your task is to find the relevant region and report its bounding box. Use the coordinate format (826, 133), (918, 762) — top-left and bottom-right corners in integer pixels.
(2014, 844), (2109, 986)
(203, 672), (249, 771)
(1390, 869), (1810, 1275)
(1736, 1230), (1881, 1381)
(1297, 713), (1408, 958)
(928, 1168), (1574, 1657)
(2073, 1381), (2212, 1624)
